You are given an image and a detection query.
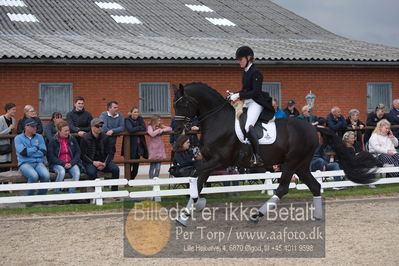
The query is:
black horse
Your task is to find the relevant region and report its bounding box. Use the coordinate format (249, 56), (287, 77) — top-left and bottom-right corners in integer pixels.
(173, 82), (378, 225)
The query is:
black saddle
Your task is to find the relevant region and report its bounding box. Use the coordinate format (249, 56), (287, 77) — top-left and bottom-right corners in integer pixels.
(239, 108), (268, 139)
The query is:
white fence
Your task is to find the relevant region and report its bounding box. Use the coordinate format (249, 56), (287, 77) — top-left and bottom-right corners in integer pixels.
(1, 167), (399, 206)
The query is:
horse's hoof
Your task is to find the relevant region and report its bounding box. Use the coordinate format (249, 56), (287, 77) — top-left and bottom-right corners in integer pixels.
(248, 214), (261, 224)
(194, 198), (206, 212)
(176, 216), (189, 227)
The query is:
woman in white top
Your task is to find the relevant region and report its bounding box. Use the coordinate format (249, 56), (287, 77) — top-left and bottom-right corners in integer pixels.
(368, 119), (399, 175)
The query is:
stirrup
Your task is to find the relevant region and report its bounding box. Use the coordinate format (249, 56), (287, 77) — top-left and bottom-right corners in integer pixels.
(250, 154), (264, 167)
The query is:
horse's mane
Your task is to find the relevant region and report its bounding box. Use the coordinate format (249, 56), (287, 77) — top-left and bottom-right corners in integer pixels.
(184, 82), (225, 102)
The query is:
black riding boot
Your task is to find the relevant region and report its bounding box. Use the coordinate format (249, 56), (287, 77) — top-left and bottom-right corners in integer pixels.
(247, 125), (264, 167)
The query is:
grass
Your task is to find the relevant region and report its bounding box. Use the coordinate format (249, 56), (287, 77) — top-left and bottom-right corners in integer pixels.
(1, 182), (399, 215)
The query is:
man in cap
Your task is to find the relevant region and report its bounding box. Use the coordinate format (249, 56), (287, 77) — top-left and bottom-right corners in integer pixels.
(283, 100), (300, 118)
(80, 118), (119, 191)
(14, 118), (50, 196)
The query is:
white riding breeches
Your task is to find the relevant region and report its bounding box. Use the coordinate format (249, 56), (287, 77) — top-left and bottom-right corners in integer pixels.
(244, 99), (263, 132)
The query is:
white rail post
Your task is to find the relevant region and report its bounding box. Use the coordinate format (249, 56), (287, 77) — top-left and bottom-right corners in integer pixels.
(95, 178), (103, 206)
(153, 177), (161, 202)
(261, 171), (274, 195)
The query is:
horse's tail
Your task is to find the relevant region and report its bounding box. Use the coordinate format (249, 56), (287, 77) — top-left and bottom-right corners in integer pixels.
(317, 127), (379, 184)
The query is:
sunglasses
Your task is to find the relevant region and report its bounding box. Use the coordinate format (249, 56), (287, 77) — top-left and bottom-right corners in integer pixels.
(94, 124), (103, 128)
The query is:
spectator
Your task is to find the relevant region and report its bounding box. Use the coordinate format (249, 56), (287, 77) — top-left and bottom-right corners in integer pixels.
(342, 131), (361, 157)
(48, 120), (81, 193)
(172, 135), (201, 177)
(389, 99), (399, 139)
(170, 116), (200, 148)
(297, 105), (325, 126)
(100, 101), (124, 152)
(17, 105), (43, 134)
(310, 142), (344, 188)
(147, 115), (172, 179)
(346, 109), (365, 152)
(283, 100), (300, 118)
(368, 119), (399, 176)
(326, 106), (347, 138)
(272, 98), (286, 119)
(43, 112), (63, 144)
(14, 118), (50, 196)
(80, 118), (120, 191)
(365, 104), (391, 144)
(67, 96), (93, 140)
(0, 102), (17, 172)
(123, 107), (148, 180)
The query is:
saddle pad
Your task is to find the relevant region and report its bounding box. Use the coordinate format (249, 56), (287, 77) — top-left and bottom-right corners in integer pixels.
(235, 119), (277, 145)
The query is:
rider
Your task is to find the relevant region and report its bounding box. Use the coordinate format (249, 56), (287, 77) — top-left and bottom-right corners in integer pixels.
(229, 46), (274, 167)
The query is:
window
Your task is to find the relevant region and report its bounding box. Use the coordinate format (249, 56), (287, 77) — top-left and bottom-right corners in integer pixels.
(262, 82), (281, 107)
(367, 82), (392, 113)
(39, 83), (72, 117)
(139, 82), (170, 115)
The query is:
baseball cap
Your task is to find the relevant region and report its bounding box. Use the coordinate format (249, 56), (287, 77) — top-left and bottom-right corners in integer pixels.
(288, 100), (296, 107)
(90, 118), (104, 127)
(24, 118), (38, 127)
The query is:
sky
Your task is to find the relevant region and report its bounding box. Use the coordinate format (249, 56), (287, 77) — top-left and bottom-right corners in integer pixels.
(272, 0), (399, 48)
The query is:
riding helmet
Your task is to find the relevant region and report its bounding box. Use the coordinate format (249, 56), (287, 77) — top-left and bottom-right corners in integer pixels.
(235, 46), (254, 59)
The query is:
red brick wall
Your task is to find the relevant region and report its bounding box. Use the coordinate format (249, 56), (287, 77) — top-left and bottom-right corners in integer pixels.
(1, 64), (398, 160)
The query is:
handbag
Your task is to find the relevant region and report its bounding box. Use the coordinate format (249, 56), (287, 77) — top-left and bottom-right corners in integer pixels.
(0, 143), (11, 155)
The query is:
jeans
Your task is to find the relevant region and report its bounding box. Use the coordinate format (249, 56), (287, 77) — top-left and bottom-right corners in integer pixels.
(84, 162), (120, 191)
(19, 162), (50, 196)
(52, 164), (80, 193)
(310, 158), (343, 181)
(149, 162), (161, 179)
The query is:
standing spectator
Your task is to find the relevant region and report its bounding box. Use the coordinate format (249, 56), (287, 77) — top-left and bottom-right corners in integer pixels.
(368, 119), (399, 177)
(67, 96), (93, 140)
(365, 104), (391, 144)
(273, 98), (286, 119)
(14, 118), (50, 196)
(0, 102), (17, 172)
(43, 112), (63, 144)
(147, 115), (172, 179)
(297, 105), (325, 126)
(48, 120), (81, 194)
(326, 106), (347, 138)
(17, 105), (43, 134)
(389, 99), (399, 139)
(80, 118), (119, 191)
(283, 100), (300, 118)
(123, 107), (148, 180)
(100, 101), (124, 152)
(346, 109), (365, 152)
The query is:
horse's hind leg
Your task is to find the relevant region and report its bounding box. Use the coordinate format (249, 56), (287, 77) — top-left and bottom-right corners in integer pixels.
(296, 165), (323, 220)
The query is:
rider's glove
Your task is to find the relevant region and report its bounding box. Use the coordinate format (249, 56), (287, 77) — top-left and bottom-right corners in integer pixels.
(230, 93), (240, 101)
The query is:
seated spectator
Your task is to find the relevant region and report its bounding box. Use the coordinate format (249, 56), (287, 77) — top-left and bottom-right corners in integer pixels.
(67, 96), (93, 141)
(14, 118), (50, 196)
(342, 131), (361, 157)
(297, 105), (325, 126)
(326, 106), (347, 138)
(44, 112), (63, 144)
(310, 142), (344, 187)
(48, 120), (81, 193)
(365, 104), (391, 144)
(100, 101), (124, 152)
(80, 118), (119, 191)
(389, 99), (399, 139)
(368, 119), (399, 176)
(171, 135), (201, 177)
(283, 100), (299, 118)
(147, 114), (172, 179)
(346, 109), (365, 152)
(272, 98), (286, 119)
(123, 106), (148, 180)
(17, 105), (43, 134)
(0, 102), (16, 172)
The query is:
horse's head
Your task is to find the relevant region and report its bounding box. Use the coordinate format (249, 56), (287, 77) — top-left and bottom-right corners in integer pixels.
(173, 84), (199, 134)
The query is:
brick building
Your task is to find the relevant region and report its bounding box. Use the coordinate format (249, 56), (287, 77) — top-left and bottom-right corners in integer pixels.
(1, 0), (399, 156)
